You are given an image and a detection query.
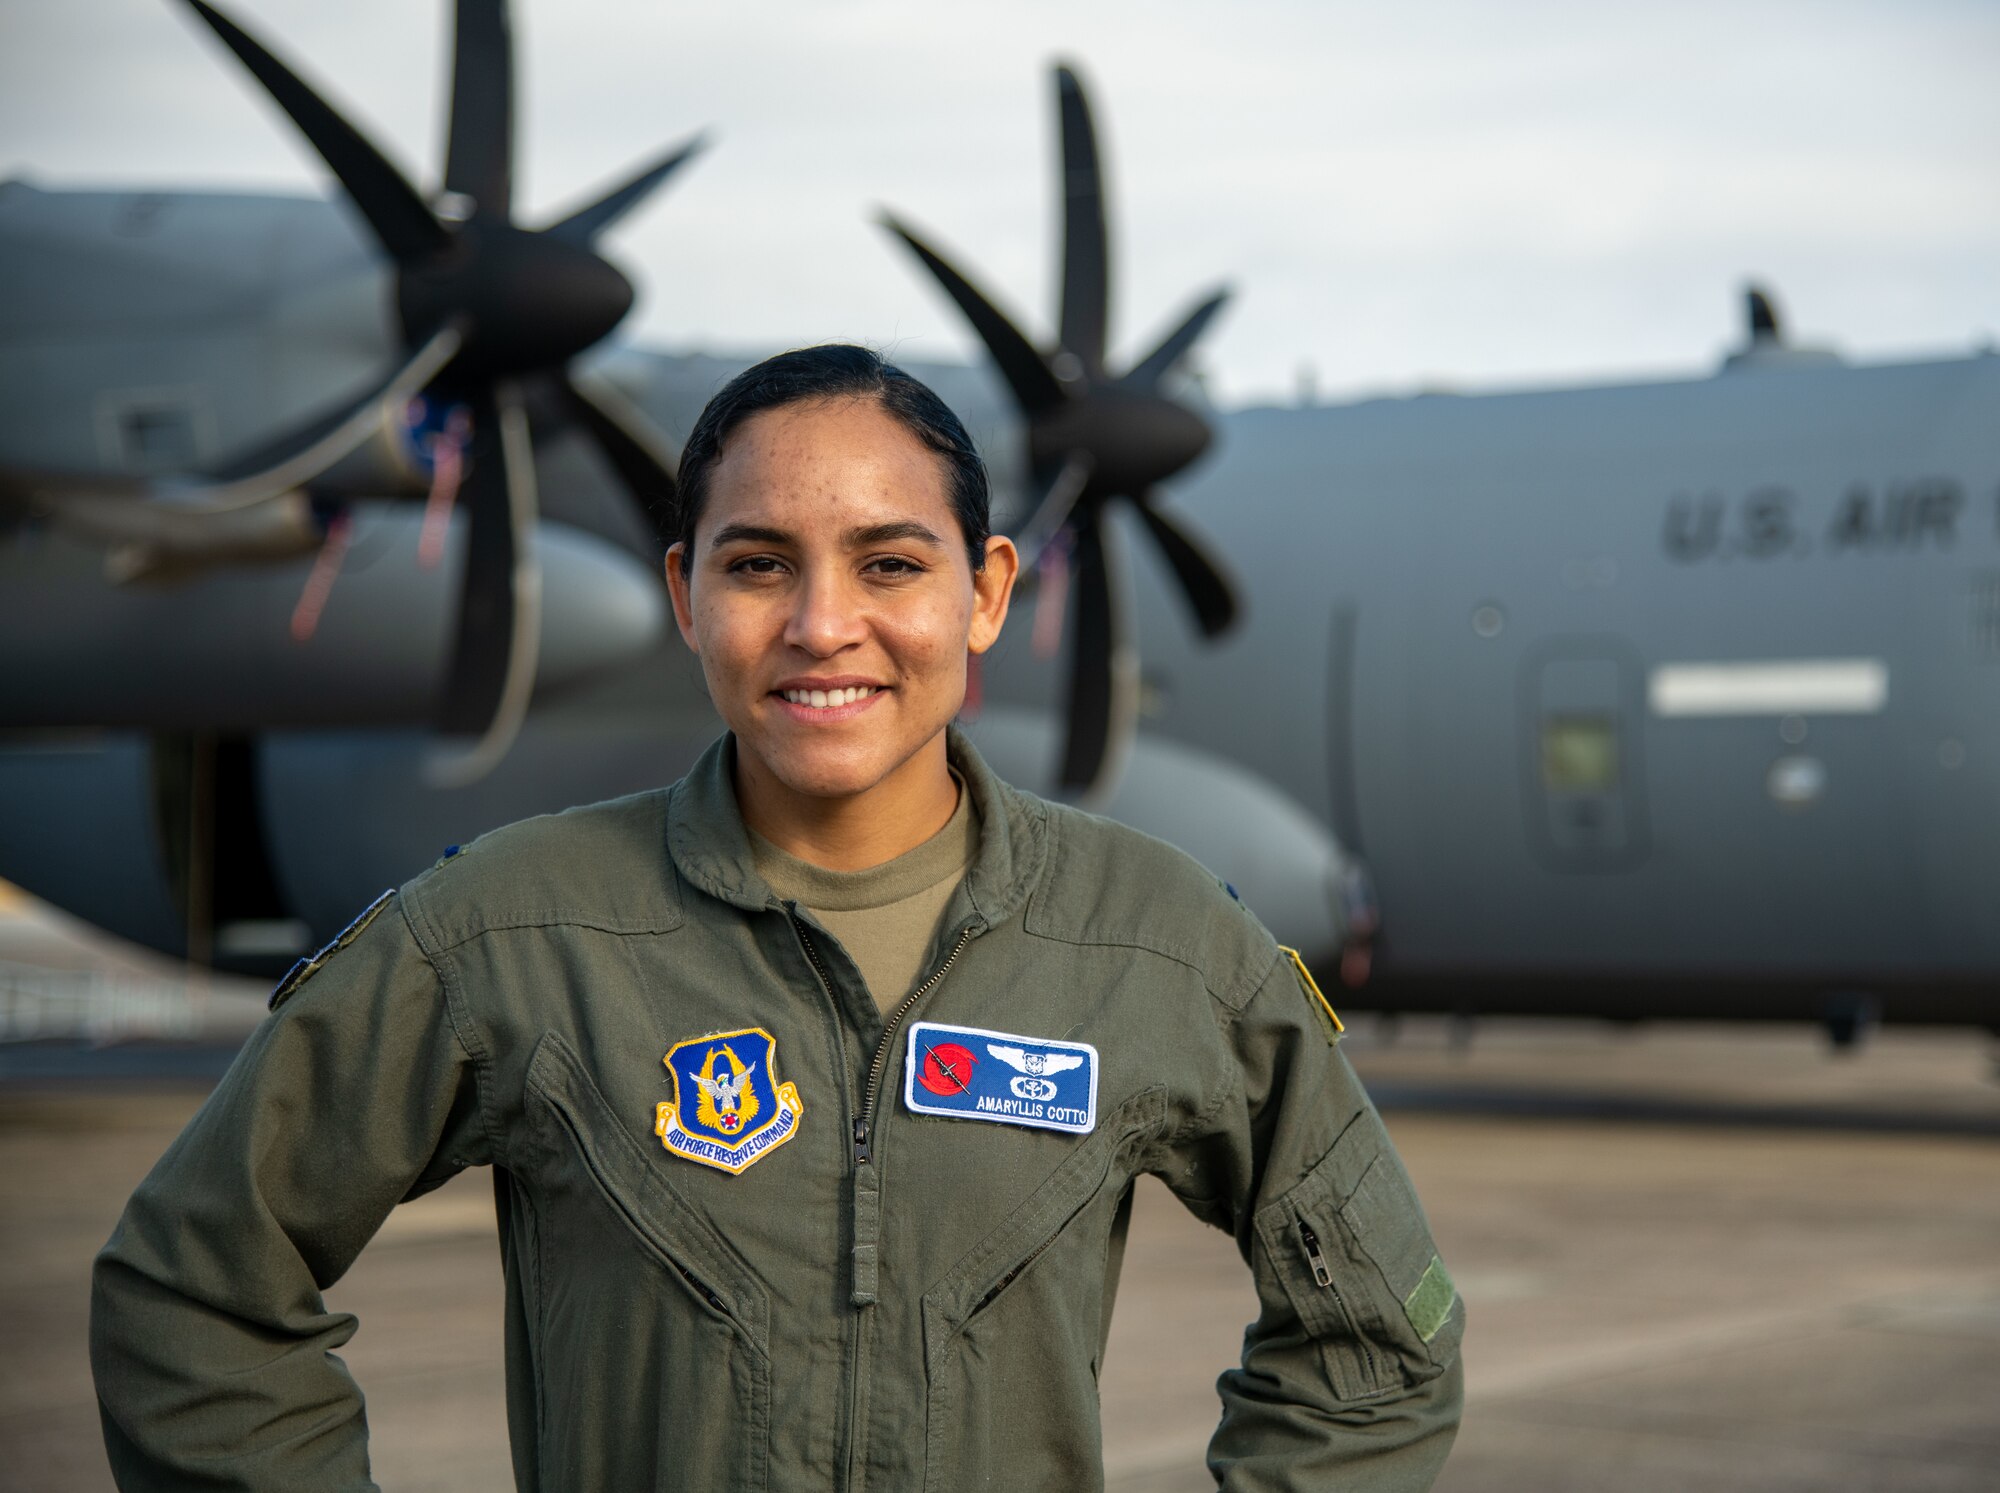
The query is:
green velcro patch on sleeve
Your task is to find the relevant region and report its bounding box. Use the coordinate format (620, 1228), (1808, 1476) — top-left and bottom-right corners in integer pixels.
(1404, 1255), (1456, 1343)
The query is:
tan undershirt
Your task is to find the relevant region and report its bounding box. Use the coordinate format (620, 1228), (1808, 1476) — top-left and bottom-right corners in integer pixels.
(750, 779), (979, 1015)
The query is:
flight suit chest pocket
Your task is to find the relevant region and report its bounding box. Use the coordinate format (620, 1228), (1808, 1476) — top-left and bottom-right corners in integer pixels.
(523, 1033), (772, 1491)
(919, 1085), (1166, 1493)
(1252, 1107), (1463, 1402)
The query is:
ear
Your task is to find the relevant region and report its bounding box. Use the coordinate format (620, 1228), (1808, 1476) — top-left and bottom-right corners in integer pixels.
(968, 535), (1018, 656)
(665, 543), (700, 653)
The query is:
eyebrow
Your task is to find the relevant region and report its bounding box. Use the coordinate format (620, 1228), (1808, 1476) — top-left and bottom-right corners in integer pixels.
(848, 521), (948, 549)
(706, 520), (949, 551)
(707, 523), (791, 549)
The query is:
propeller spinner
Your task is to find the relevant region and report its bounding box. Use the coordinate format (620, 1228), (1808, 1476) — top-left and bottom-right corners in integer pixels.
(177, 0), (700, 782)
(880, 64), (1238, 799)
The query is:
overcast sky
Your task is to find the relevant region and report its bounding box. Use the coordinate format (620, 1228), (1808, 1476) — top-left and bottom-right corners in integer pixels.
(4, 0), (1997, 406)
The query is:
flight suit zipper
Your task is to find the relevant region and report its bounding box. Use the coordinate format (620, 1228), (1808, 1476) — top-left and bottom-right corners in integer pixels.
(854, 926), (972, 1164)
(788, 911), (975, 1172)
(789, 912), (974, 1493)
(784, 910), (973, 1162)
(785, 913), (864, 1493)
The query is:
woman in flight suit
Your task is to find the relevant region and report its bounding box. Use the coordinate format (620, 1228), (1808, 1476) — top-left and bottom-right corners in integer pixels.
(92, 344), (1462, 1490)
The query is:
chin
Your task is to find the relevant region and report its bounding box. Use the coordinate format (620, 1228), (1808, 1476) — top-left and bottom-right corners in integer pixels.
(748, 726), (947, 806)
(742, 738), (882, 799)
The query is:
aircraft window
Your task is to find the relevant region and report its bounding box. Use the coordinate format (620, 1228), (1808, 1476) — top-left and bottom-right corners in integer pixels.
(118, 402), (199, 470)
(1542, 715), (1619, 791)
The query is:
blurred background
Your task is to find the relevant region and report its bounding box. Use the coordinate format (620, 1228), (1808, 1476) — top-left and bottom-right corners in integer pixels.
(2, 0), (1998, 1487)
(8, 0), (1998, 402)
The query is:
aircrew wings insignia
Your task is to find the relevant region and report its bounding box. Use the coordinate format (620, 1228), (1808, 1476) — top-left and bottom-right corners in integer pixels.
(987, 1044), (1086, 1078)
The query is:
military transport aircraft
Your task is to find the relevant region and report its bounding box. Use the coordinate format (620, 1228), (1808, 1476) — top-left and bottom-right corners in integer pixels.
(3, 0), (1996, 1039)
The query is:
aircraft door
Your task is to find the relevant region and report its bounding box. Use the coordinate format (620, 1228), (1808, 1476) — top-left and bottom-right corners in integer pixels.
(1524, 642), (1649, 871)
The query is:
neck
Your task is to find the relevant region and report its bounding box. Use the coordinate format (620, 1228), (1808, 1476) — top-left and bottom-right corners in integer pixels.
(734, 736), (960, 871)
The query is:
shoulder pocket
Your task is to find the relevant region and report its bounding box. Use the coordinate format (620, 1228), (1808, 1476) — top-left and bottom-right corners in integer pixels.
(1252, 1107), (1462, 1401)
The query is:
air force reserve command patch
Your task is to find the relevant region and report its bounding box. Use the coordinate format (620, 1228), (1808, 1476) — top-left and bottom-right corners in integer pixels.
(655, 1028), (804, 1175)
(904, 1021), (1098, 1135)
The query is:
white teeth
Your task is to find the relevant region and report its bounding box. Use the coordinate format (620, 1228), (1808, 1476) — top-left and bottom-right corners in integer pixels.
(783, 686), (876, 708)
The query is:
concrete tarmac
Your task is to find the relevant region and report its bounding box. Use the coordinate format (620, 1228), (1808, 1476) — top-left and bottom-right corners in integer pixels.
(3, 1018), (1998, 1490)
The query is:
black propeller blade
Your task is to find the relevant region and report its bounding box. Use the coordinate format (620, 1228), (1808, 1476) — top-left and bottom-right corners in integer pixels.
(559, 373), (679, 550)
(176, 0), (701, 777)
(547, 135), (708, 246)
(442, 0), (514, 220)
(197, 323), (464, 495)
(1128, 290), (1232, 392)
(1131, 500), (1237, 638)
(1061, 521), (1139, 793)
(433, 382), (540, 784)
(180, 0), (449, 263)
(1055, 66), (1109, 377)
(1015, 451), (1095, 564)
(877, 213), (1065, 415)
(881, 61), (1238, 797)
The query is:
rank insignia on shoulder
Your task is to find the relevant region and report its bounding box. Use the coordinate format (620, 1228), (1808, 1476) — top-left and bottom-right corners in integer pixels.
(904, 1021), (1098, 1135)
(1280, 944), (1344, 1041)
(268, 889), (396, 1010)
(655, 1028), (803, 1175)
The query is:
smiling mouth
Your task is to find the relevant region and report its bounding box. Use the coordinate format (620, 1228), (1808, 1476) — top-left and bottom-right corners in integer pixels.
(778, 685), (879, 709)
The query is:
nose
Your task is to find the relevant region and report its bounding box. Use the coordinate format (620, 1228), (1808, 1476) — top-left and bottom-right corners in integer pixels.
(783, 566), (869, 656)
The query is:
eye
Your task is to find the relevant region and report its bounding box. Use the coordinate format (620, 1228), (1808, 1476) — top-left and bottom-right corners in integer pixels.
(727, 554), (788, 576)
(866, 554), (927, 577)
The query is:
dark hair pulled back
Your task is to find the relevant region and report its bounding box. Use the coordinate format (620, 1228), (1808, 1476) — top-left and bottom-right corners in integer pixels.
(672, 344), (991, 573)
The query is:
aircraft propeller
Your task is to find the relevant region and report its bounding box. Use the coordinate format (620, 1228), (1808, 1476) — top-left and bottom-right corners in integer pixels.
(880, 64), (1238, 800)
(177, 0), (698, 782)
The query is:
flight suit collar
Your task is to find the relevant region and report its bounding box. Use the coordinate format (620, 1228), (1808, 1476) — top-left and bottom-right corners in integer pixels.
(665, 725), (1046, 934)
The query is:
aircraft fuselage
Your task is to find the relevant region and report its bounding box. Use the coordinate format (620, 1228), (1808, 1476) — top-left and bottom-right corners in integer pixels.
(4, 183), (1996, 1026)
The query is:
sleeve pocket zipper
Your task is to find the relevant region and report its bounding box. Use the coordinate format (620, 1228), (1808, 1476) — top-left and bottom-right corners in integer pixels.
(1299, 1218), (1377, 1385)
(1299, 1220), (1334, 1286)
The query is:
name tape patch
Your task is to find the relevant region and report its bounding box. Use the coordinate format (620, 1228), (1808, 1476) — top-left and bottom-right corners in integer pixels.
(904, 1021), (1098, 1135)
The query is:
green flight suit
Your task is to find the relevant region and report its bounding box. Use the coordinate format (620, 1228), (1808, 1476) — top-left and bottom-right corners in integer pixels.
(92, 728), (1463, 1490)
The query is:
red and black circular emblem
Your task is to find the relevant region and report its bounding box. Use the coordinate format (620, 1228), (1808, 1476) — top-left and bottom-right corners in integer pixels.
(919, 1041), (977, 1096)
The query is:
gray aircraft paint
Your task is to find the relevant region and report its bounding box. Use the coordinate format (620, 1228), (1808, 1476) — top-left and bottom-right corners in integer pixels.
(0, 185), (391, 472)
(0, 504), (664, 727)
(1145, 354), (2000, 987)
(3, 182), (1996, 1024)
